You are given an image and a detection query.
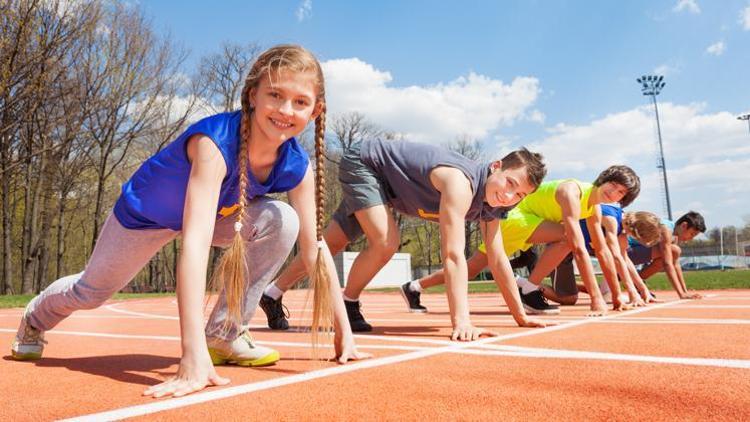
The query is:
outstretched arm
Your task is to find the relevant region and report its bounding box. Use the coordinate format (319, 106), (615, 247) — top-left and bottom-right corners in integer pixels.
(145, 135), (230, 398)
(587, 209), (627, 311)
(557, 183), (606, 315)
(613, 233), (646, 306)
(656, 227), (690, 298)
(431, 167), (490, 341)
(621, 238), (656, 303)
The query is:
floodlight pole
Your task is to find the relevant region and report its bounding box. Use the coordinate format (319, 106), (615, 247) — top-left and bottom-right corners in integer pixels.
(637, 75), (673, 220)
(738, 114), (750, 134)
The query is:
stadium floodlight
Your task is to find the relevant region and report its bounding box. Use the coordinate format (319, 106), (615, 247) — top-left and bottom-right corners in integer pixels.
(738, 114), (750, 134)
(637, 74), (672, 220)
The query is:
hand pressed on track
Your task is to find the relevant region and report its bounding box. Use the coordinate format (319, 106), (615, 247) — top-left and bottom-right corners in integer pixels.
(451, 323), (496, 341)
(143, 352), (229, 398)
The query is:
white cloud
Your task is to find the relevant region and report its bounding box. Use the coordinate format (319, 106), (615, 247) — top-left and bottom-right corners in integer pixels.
(741, 4), (750, 30)
(322, 58), (541, 142)
(523, 103), (750, 226)
(705, 41), (726, 56)
(527, 109), (546, 124)
(654, 64), (679, 76)
(296, 0), (312, 22)
(673, 0), (700, 14)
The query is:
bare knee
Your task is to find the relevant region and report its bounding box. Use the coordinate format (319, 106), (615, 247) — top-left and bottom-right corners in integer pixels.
(368, 234), (400, 261)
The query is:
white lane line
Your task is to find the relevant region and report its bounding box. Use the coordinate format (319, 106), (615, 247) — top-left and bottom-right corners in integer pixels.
(0, 314), (173, 320)
(450, 345), (750, 369)
(669, 305), (750, 309)
(59, 299), (687, 421)
(104, 303), (179, 320)
(590, 318), (750, 325)
(0, 328), (425, 352)
(703, 296), (750, 301)
(104, 303), (266, 328)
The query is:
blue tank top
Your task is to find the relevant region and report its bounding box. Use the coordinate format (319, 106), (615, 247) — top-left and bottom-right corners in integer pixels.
(579, 204), (622, 254)
(113, 111), (309, 230)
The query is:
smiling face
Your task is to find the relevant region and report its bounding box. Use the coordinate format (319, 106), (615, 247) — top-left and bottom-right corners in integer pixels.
(484, 163), (535, 208)
(597, 182), (628, 204)
(249, 69), (320, 145)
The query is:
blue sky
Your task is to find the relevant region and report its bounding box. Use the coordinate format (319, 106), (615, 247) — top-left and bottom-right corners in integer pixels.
(143, 0), (750, 229)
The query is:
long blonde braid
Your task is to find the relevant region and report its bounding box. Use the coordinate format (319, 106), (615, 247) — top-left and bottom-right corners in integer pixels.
(310, 106), (334, 348)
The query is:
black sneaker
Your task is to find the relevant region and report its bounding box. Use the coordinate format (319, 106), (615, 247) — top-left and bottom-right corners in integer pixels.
(344, 300), (372, 332)
(400, 282), (427, 313)
(519, 288), (560, 315)
(259, 294), (290, 330)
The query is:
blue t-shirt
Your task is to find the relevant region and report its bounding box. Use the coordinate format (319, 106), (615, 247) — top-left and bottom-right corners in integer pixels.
(580, 204), (623, 254)
(113, 111), (309, 230)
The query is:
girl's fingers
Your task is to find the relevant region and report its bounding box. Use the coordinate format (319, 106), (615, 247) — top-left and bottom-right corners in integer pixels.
(209, 373), (230, 386)
(143, 378), (176, 396)
(172, 381), (204, 398)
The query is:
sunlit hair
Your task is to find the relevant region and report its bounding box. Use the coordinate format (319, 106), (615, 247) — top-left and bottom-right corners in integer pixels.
(623, 211), (661, 246)
(593, 165), (640, 207)
(210, 45), (333, 349)
(499, 148), (546, 189)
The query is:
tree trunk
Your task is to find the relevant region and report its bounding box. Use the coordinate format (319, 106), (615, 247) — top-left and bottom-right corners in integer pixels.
(91, 165), (107, 251)
(1, 138), (11, 294)
(55, 191), (66, 279)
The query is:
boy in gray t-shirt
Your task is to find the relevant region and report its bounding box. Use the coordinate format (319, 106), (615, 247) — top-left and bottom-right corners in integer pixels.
(261, 139), (549, 340)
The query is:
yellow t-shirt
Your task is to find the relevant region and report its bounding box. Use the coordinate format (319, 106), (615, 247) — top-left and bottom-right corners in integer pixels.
(516, 179), (596, 222)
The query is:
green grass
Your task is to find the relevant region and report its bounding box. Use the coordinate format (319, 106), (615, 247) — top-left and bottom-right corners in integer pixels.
(371, 269), (750, 295)
(0, 292), (174, 309)
(2, 269), (747, 308)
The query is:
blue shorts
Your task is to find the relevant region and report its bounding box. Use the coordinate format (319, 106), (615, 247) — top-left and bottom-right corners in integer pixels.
(628, 244), (654, 266)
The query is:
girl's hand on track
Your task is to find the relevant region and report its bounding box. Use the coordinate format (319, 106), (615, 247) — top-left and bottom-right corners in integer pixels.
(334, 335), (373, 364)
(450, 324), (496, 341)
(612, 299), (632, 312)
(519, 317), (555, 328)
(143, 351), (229, 398)
(629, 297), (647, 307)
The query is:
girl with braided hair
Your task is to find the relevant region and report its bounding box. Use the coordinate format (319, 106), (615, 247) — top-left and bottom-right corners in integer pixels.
(11, 45), (369, 398)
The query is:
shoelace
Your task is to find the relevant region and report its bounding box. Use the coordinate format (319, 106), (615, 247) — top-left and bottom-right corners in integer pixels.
(538, 292), (554, 307)
(350, 302), (366, 320)
(240, 331), (257, 349)
(268, 300), (290, 321)
(23, 325), (47, 345)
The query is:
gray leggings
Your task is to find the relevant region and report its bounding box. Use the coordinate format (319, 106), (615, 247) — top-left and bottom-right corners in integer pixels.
(25, 196), (299, 341)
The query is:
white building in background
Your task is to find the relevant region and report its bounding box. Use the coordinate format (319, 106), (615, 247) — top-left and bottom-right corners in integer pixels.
(332, 252), (412, 288)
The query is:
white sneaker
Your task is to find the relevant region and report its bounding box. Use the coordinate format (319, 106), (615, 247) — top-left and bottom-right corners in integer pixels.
(11, 312), (46, 361)
(207, 330), (279, 367)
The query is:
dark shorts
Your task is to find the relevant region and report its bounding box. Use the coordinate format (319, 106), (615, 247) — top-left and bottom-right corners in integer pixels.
(550, 253), (578, 297)
(628, 244), (654, 266)
(331, 142), (389, 241)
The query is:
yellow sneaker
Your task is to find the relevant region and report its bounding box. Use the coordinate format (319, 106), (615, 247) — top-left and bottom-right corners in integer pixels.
(207, 330), (279, 367)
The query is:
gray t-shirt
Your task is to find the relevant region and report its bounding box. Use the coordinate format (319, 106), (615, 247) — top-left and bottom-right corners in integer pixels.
(360, 139), (510, 222)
